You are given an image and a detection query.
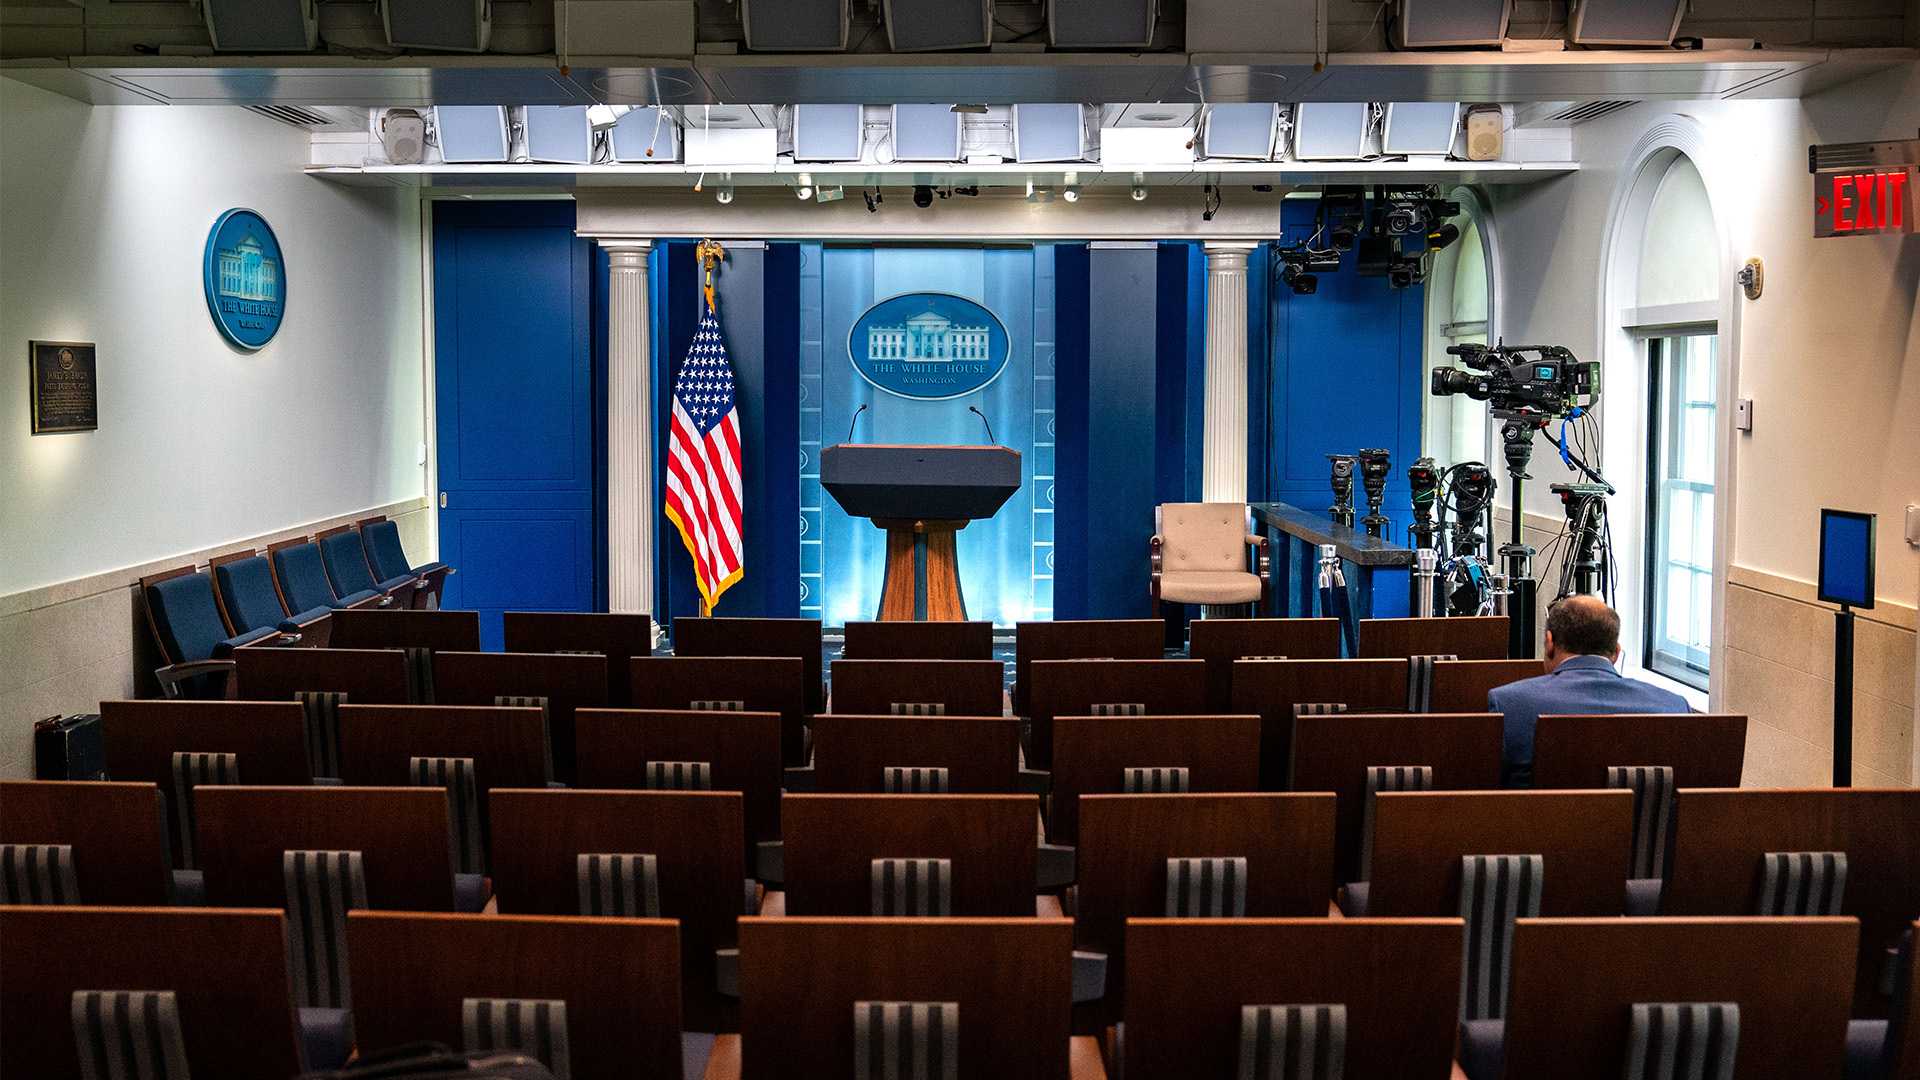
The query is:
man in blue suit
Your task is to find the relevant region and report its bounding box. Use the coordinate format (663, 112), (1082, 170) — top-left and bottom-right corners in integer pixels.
(1489, 595), (1691, 787)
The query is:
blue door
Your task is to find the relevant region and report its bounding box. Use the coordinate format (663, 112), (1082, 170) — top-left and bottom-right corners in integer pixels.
(433, 201), (597, 649)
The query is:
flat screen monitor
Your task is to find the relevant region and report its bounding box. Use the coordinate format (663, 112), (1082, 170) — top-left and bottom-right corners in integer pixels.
(1817, 509), (1875, 609)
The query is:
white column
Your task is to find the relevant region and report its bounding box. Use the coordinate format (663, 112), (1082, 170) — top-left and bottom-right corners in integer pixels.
(604, 241), (655, 635)
(1202, 242), (1257, 503)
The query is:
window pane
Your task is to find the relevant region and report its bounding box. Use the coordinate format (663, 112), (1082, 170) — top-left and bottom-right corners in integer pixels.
(1645, 332), (1717, 690)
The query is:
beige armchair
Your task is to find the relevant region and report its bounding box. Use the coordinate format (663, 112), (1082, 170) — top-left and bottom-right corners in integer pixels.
(1150, 503), (1270, 615)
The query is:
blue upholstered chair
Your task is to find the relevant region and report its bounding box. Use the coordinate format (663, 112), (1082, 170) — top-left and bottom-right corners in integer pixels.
(270, 540), (382, 613)
(316, 526), (420, 606)
(210, 551), (332, 645)
(358, 515), (452, 608)
(140, 566), (279, 698)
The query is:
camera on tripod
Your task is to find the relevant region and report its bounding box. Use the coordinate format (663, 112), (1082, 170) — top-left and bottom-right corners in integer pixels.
(1430, 342), (1600, 421)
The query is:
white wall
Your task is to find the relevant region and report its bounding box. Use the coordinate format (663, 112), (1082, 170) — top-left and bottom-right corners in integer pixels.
(0, 80), (427, 596)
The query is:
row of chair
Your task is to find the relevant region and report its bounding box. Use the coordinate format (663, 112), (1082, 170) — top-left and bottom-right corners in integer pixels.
(137, 515), (452, 696)
(9, 904), (1905, 1080)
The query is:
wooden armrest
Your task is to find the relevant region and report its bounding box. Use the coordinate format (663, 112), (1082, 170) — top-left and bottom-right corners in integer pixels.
(703, 1034), (742, 1080)
(1070, 1036), (1109, 1080)
(1036, 894), (1065, 918)
(155, 659), (236, 699)
(1327, 898), (1345, 919)
(1244, 533), (1267, 548)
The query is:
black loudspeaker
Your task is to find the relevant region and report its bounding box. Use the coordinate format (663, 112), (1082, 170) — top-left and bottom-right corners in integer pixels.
(743, 0), (850, 50)
(383, 0), (492, 52)
(202, 0), (317, 52)
(884, 0), (993, 51)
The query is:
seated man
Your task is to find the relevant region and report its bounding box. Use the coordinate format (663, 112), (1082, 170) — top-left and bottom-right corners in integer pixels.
(1489, 595), (1690, 787)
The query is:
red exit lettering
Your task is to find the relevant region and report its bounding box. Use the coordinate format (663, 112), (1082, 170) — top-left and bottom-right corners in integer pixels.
(1832, 170), (1909, 233)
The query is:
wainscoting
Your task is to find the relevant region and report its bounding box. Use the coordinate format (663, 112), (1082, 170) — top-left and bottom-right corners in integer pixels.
(0, 498), (431, 778)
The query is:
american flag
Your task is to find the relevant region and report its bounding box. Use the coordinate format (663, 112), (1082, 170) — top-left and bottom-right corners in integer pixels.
(664, 302), (744, 611)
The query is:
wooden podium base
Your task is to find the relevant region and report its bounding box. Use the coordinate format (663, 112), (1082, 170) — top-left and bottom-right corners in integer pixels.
(875, 518), (968, 621)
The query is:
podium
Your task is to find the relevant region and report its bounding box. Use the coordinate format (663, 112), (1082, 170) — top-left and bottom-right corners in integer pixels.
(820, 444), (1022, 621)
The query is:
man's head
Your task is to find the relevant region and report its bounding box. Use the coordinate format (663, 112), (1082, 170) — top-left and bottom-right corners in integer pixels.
(1543, 595), (1622, 670)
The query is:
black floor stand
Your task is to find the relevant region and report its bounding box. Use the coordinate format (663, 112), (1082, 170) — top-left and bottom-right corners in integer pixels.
(1833, 606), (1854, 788)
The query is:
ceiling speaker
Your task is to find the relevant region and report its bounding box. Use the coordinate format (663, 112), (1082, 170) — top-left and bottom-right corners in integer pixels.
(1199, 104), (1279, 161)
(1382, 102), (1460, 157)
(884, 0), (994, 51)
(1047, 0), (1158, 49)
(793, 104), (865, 162)
(381, 109), (428, 165)
(609, 107), (681, 162)
(1464, 106), (1503, 161)
(524, 106), (593, 164)
(891, 105), (963, 162)
(743, 0), (850, 51)
(202, 0), (317, 52)
(1392, 0), (1512, 48)
(433, 106), (511, 164)
(1013, 104), (1087, 162)
(1292, 103), (1372, 161)
(1569, 0), (1685, 46)
(383, 0), (492, 52)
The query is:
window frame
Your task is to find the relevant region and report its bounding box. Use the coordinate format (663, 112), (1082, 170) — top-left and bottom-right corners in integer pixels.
(1641, 329), (1717, 690)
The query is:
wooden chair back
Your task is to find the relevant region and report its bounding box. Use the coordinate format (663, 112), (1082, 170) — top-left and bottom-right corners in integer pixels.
(432, 651), (609, 784)
(502, 611), (656, 705)
(810, 715), (1022, 794)
(573, 708), (784, 847)
(195, 785), (455, 910)
(737, 916), (1074, 1080)
(1048, 715), (1261, 846)
(0, 906), (305, 1080)
(1366, 790), (1633, 915)
(829, 658), (1004, 717)
(338, 704), (552, 855)
(1665, 788), (1920, 1007)
(1229, 659), (1409, 787)
(1012, 618), (1163, 716)
(0, 781), (173, 905)
(1358, 615), (1510, 659)
(1504, 916), (1859, 1080)
(488, 788), (745, 1029)
(1122, 918), (1465, 1080)
(842, 620), (995, 660)
(234, 646), (412, 703)
(631, 656), (809, 766)
(780, 794), (1039, 916)
(1026, 659), (1207, 771)
(1187, 617), (1342, 710)
(1428, 658), (1546, 713)
(672, 616), (824, 714)
(348, 911), (684, 1080)
(328, 608), (481, 652)
(1532, 713), (1748, 789)
(1287, 711), (1504, 884)
(1076, 794), (1336, 976)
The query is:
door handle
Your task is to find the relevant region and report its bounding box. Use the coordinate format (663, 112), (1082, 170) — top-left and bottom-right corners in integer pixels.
(439, 492), (448, 509)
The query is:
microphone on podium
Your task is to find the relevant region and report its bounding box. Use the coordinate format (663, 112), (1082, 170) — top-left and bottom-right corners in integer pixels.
(968, 405), (996, 445)
(845, 403), (869, 443)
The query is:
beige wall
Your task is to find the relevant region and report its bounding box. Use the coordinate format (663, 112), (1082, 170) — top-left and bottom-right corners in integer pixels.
(0, 501), (430, 779)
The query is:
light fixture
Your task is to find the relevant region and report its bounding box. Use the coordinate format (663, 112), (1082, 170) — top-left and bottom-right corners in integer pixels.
(523, 106), (593, 164)
(792, 104), (864, 162)
(816, 184), (846, 203)
(796, 172), (815, 200)
(1569, 0), (1686, 46)
(433, 106), (510, 164)
(1382, 103), (1462, 157)
(715, 184), (735, 204)
(1293, 103), (1373, 161)
(1061, 186), (1080, 203)
(608, 107), (680, 163)
(1199, 103), (1281, 160)
(892, 104), (964, 162)
(864, 187), (882, 213)
(586, 104), (633, 132)
(1131, 172), (1148, 201)
(1012, 104), (1088, 163)
(913, 184), (935, 209)
(1392, 0), (1513, 48)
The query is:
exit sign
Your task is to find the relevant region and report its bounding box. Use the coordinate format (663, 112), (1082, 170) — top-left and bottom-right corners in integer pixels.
(1811, 136), (1919, 238)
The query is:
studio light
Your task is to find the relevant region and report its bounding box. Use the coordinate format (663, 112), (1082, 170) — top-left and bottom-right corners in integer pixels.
(1293, 103), (1372, 161)
(891, 104), (963, 162)
(715, 184), (735, 205)
(1199, 103), (1281, 161)
(913, 184), (935, 209)
(523, 106), (593, 164)
(816, 184), (846, 203)
(1061, 186), (1080, 203)
(608, 107), (680, 163)
(1012, 104), (1088, 163)
(1382, 102), (1462, 158)
(433, 106), (510, 164)
(1131, 172), (1148, 201)
(792, 104), (864, 162)
(797, 172), (815, 200)
(864, 187), (883, 213)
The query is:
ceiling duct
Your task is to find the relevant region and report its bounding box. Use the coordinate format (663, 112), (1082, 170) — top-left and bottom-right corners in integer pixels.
(744, 0), (851, 51)
(202, 0), (318, 53)
(384, 0), (493, 53)
(1549, 100), (1637, 123)
(884, 0), (994, 52)
(245, 104), (337, 128)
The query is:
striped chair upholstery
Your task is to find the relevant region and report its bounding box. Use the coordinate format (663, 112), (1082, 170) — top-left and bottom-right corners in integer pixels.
(1, 844), (81, 904)
(1754, 851), (1848, 916)
(1623, 1002), (1740, 1080)
(870, 858), (952, 916)
(1123, 766), (1192, 794)
(691, 699), (746, 711)
(406, 647), (435, 704)
(170, 751), (239, 870)
(1238, 1003), (1348, 1080)
(1242, 655), (1289, 661)
(1407, 654), (1459, 713)
(576, 853), (661, 917)
(463, 998), (572, 1080)
(1166, 856), (1250, 918)
(1358, 765), (1434, 880)
(1092, 703), (1148, 717)
(853, 1001), (959, 1080)
(1292, 703), (1347, 718)
(1457, 853), (1543, 1022)
(296, 690), (347, 778)
(411, 756), (484, 874)
(71, 990), (191, 1080)
(883, 766), (951, 793)
(1607, 766), (1676, 881)
(283, 850), (368, 1009)
(890, 702), (948, 716)
(644, 760), (713, 791)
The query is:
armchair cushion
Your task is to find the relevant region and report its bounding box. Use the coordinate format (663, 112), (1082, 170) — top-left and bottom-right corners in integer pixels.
(1158, 570), (1263, 605)
(374, 573), (421, 595)
(148, 573), (230, 664)
(282, 604), (333, 631)
(214, 626), (281, 656)
(1158, 503), (1254, 572)
(317, 531), (380, 597)
(363, 519), (445, 579)
(212, 555), (289, 635)
(331, 589), (382, 609)
(272, 543), (342, 612)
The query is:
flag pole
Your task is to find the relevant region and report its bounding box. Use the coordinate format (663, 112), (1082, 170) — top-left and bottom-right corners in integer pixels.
(694, 237), (725, 617)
